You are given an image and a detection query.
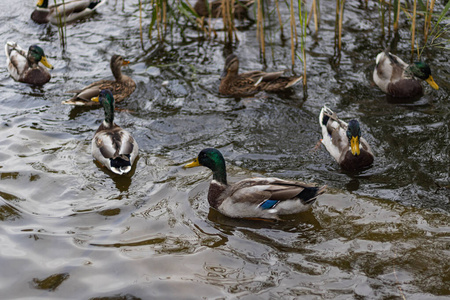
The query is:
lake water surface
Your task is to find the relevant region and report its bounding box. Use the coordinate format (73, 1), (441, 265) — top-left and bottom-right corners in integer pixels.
(0, 0), (449, 299)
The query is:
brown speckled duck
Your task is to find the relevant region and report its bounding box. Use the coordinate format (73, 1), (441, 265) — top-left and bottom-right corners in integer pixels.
(194, 0), (254, 20)
(5, 41), (54, 85)
(31, 0), (106, 25)
(184, 148), (326, 220)
(373, 50), (439, 98)
(219, 54), (302, 97)
(319, 106), (374, 171)
(62, 55), (136, 106)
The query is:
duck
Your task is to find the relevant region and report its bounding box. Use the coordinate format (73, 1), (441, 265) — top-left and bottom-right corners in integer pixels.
(91, 89), (139, 175)
(319, 106), (374, 171)
(184, 148), (326, 220)
(5, 41), (54, 85)
(219, 54), (302, 97)
(62, 55), (136, 106)
(194, 0), (254, 20)
(31, 0), (106, 25)
(373, 50), (439, 98)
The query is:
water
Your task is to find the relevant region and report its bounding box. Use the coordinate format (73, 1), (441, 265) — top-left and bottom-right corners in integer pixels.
(0, 0), (449, 299)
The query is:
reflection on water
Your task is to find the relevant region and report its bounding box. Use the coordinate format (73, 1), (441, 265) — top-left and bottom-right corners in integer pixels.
(0, 0), (448, 299)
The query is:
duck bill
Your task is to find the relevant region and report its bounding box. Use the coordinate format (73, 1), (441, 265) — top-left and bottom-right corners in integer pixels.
(122, 60), (130, 66)
(91, 96), (100, 102)
(350, 136), (360, 156)
(425, 76), (439, 90)
(40, 56), (54, 69)
(184, 158), (201, 168)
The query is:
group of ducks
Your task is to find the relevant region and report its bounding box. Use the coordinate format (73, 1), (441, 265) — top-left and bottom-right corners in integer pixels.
(4, 0), (440, 220)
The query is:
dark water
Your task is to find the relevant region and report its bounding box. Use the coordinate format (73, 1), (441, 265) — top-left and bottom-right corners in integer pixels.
(0, 0), (449, 299)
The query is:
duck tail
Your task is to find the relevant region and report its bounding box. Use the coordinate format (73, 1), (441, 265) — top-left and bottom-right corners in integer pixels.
(319, 105), (333, 126)
(111, 154), (131, 167)
(285, 76), (303, 88)
(5, 41), (17, 58)
(298, 185), (327, 205)
(109, 154), (132, 174)
(89, 0), (106, 10)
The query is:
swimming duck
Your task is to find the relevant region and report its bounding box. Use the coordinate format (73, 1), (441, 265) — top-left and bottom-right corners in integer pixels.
(373, 50), (439, 98)
(31, 0), (106, 25)
(62, 55), (136, 106)
(194, 0), (254, 20)
(184, 148), (326, 220)
(219, 54), (302, 97)
(91, 89), (139, 175)
(5, 42), (54, 85)
(319, 106), (374, 171)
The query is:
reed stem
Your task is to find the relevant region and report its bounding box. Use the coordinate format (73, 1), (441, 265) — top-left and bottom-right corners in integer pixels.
(411, 0), (417, 58)
(290, 0), (295, 66)
(257, 0), (265, 56)
(393, 0), (400, 32)
(424, 0), (436, 45)
(139, 0), (144, 47)
(338, 0), (345, 51)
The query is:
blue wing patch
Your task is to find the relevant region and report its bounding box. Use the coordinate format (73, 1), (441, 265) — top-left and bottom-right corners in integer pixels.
(259, 199), (279, 210)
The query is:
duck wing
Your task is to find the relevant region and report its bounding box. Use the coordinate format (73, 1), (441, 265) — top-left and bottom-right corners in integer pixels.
(227, 177), (318, 205)
(5, 42), (28, 81)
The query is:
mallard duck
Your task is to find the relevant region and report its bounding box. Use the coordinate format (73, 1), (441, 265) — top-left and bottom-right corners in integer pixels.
(184, 148), (326, 220)
(62, 55), (136, 106)
(31, 0), (106, 25)
(319, 106), (374, 171)
(373, 50), (439, 98)
(91, 89), (138, 175)
(219, 54), (302, 97)
(194, 0), (254, 20)
(5, 41), (53, 85)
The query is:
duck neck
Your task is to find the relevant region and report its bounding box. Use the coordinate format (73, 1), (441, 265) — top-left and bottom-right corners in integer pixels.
(104, 105), (114, 125)
(404, 65), (417, 79)
(212, 163), (227, 186)
(112, 65), (123, 81)
(37, 0), (49, 8)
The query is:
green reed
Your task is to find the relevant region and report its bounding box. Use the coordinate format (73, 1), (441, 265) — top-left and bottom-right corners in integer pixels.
(297, 0), (307, 85)
(54, 0), (67, 48)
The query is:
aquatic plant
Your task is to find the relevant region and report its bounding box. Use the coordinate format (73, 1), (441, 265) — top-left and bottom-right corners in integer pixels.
(54, 0), (67, 48)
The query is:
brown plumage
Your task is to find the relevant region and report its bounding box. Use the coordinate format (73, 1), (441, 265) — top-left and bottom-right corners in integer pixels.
(219, 54), (302, 97)
(194, 0), (254, 20)
(62, 55), (136, 106)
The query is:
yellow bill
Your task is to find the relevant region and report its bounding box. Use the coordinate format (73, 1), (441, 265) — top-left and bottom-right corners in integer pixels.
(40, 56), (53, 69)
(36, 0), (44, 6)
(91, 96), (100, 102)
(184, 158), (201, 168)
(122, 60), (130, 66)
(350, 136), (360, 156)
(425, 76), (439, 90)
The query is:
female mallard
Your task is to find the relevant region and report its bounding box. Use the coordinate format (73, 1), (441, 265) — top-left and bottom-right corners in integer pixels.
(91, 89), (139, 175)
(219, 54), (302, 97)
(63, 55), (136, 106)
(373, 50), (439, 98)
(194, 0), (254, 20)
(319, 106), (374, 171)
(31, 0), (106, 25)
(184, 148), (326, 220)
(5, 41), (53, 85)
